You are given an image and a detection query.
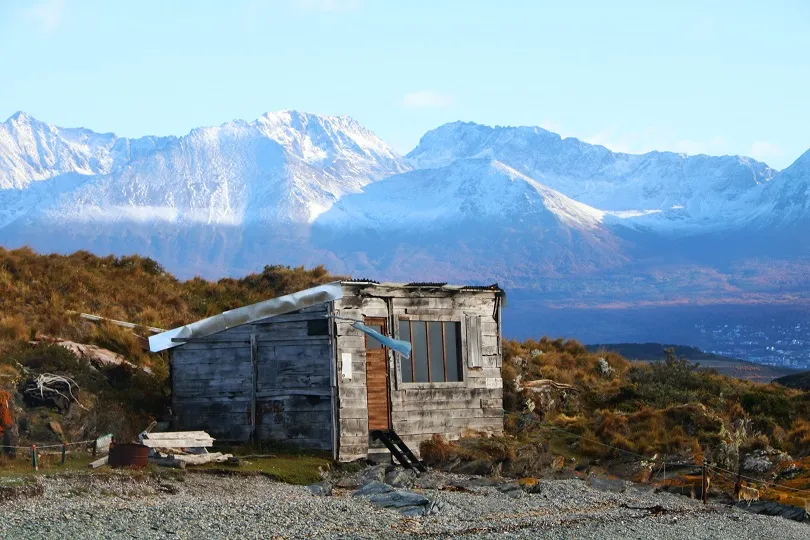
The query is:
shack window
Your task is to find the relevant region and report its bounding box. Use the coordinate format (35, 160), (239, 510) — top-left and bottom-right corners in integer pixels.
(398, 320), (462, 383)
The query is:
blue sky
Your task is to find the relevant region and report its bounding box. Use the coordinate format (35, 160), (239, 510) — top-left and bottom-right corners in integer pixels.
(1, 0), (808, 169)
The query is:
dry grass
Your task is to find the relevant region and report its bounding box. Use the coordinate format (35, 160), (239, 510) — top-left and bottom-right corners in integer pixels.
(0, 247), (340, 447)
(428, 337), (810, 488)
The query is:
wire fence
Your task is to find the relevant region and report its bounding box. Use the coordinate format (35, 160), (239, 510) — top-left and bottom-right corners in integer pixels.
(1, 439), (96, 450)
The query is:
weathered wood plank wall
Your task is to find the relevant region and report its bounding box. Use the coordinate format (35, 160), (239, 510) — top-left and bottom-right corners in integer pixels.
(171, 304), (334, 449)
(334, 284), (504, 462)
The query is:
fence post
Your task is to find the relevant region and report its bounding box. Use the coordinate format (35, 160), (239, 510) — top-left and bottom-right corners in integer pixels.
(702, 463), (708, 504)
(32, 444), (38, 471)
(61, 442), (67, 465)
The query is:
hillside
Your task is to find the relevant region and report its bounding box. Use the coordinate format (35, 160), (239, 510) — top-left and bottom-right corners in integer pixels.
(423, 338), (810, 510)
(0, 247), (339, 444)
(2, 248), (810, 512)
(588, 343), (799, 382)
(776, 371), (810, 391)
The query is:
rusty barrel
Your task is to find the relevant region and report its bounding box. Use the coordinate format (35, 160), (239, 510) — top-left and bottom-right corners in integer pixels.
(108, 443), (149, 468)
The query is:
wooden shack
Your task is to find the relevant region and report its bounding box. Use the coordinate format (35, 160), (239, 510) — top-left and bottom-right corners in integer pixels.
(150, 281), (505, 461)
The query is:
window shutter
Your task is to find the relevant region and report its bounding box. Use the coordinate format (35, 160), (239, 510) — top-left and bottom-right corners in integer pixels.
(465, 315), (482, 368)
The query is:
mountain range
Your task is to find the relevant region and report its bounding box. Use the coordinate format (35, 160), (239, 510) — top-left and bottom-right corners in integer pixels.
(0, 110), (808, 308)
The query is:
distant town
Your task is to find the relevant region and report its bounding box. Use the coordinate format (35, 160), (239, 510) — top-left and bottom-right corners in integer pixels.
(694, 319), (810, 370)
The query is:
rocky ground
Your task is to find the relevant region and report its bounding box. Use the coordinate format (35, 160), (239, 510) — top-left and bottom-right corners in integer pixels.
(0, 467), (808, 539)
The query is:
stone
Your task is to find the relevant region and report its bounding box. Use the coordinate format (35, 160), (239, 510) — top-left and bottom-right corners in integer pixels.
(306, 481), (332, 497)
(359, 464), (387, 484)
(742, 453), (774, 473)
(385, 468), (417, 488)
(426, 499), (449, 516)
(454, 459), (497, 476)
(586, 474), (628, 493)
(596, 358), (614, 378)
(369, 490), (431, 516)
(352, 481), (394, 497)
(737, 500), (810, 523)
(518, 478), (544, 494)
(414, 471), (449, 490)
(530, 349), (543, 357)
(495, 482), (524, 498)
(48, 421), (64, 438)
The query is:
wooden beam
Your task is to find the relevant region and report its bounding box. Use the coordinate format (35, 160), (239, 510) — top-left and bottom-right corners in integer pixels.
(68, 311), (165, 334)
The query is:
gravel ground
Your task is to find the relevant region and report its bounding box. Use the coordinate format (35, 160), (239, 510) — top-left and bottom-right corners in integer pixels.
(0, 472), (807, 539)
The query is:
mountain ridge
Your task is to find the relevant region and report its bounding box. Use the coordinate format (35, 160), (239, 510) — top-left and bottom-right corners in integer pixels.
(0, 109), (808, 306)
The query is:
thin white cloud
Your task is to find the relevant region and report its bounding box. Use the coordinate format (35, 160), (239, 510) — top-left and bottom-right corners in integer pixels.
(671, 137), (728, 156)
(749, 141), (784, 163)
(539, 120), (562, 134)
(583, 131), (635, 154)
(26, 0), (64, 32)
(402, 91), (455, 109)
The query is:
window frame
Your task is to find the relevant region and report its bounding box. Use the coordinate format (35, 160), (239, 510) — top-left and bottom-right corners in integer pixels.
(394, 314), (468, 389)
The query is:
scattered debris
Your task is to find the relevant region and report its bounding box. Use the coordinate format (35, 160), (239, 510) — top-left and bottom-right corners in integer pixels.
(88, 456), (109, 469)
(22, 374), (85, 412)
(109, 443), (149, 469)
(140, 431), (215, 449)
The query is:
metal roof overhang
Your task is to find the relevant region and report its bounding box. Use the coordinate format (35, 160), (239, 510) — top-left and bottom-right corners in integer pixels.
(148, 282), (343, 353)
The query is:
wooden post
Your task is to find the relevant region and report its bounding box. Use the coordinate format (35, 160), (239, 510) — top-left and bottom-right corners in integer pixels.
(250, 333), (258, 444)
(92, 439), (97, 458)
(61, 442), (67, 465)
(702, 463), (708, 504)
(32, 445), (38, 471)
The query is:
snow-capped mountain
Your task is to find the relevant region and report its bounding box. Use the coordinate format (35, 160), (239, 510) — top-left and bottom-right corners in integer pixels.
(0, 110), (408, 229)
(318, 158), (605, 231)
(0, 110), (808, 304)
(408, 122), (777, 233)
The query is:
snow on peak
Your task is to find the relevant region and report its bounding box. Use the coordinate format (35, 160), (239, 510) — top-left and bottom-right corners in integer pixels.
(0, 110), (410, 228)
(317, 157), (604, 231)
(253, 110), (406, 177)
(406, 120), (778, 231)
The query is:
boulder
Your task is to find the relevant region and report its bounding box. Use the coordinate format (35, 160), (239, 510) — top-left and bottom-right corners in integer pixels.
(586, 474), (628, 493)
(742, 447), (792, 474)
(596, 358), (614, 378)
(495, 481), (524, 498)
(454, 459), (497, 476)
(736, 500), (810, 523)
(306, 481), (332, 497)
(353, 481), (394, 497)
(359, 464), (387, 484)
(414, 471), (449, 490)
(385, 468), (417, 488)
(370, 490), (431, 516)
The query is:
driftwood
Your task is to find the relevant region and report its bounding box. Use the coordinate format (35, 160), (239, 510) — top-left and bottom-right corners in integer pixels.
(88, 456), (108, 469)
(150, 452), (233, 468)
(515, 376), (577, 392)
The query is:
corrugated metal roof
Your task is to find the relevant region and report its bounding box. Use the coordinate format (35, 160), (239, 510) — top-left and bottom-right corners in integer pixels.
(341, 280), (503, 293)
(341, 278), (380, 284)
(149, 282), (344, 353)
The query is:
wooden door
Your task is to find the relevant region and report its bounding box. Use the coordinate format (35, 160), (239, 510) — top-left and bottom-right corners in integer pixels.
(364, 317), (391, 431)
